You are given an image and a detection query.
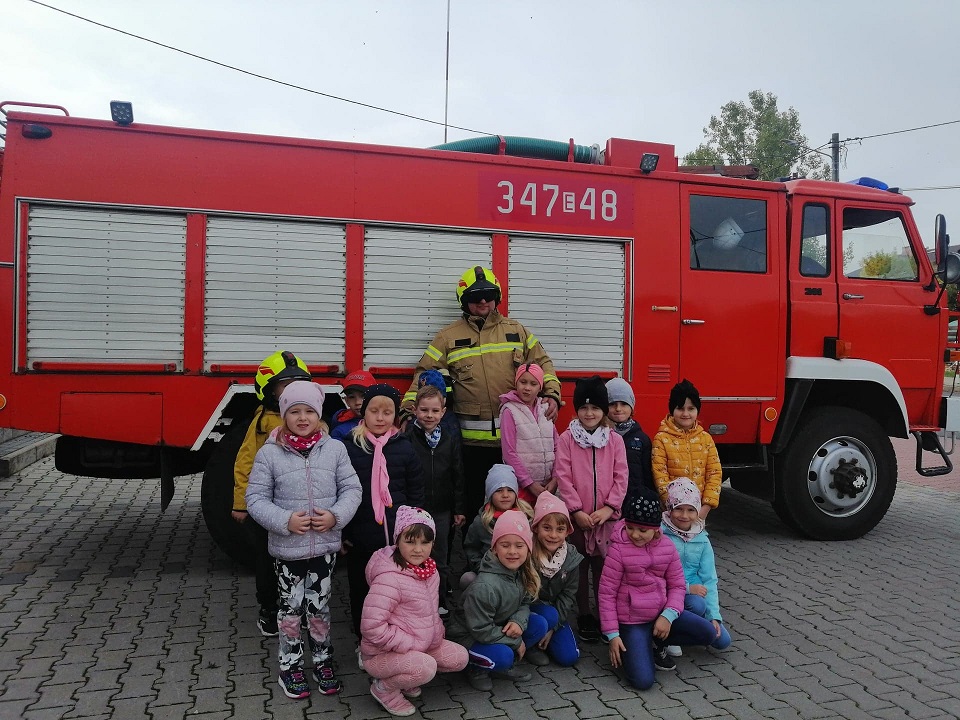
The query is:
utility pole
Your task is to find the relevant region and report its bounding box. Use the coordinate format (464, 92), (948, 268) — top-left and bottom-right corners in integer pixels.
(830, 132), (840, 182)
(443, 0), (451, 143)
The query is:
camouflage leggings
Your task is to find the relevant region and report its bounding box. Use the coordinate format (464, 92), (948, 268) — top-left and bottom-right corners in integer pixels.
(274, 554), (336, 671)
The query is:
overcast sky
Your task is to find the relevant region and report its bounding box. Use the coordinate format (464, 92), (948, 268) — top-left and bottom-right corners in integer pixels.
(3, 0), (959, 246)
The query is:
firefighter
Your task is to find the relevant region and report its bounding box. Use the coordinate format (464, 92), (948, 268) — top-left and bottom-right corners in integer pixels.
(232, 350), (313, 637)
(401, 266), (561, 524)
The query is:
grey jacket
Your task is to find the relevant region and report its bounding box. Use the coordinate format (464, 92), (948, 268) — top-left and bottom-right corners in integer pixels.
(246, 431), (362, 561)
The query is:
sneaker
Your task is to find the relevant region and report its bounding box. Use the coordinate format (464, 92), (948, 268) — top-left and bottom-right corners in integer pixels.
(492, 664), (532, 682)
(356, 644), (365, 671)
(654, 643), (677, 671)
(466, 667), (493, 692)
(313, 662), (342, 695)
(576, 614), (600, 644)
(278, 668), (310, 699)
(666, 644), (682, 657)
(402, 686), (422, 699)
(370, 679), (416, 716)
(525, 647), (550, 666)
(257, 612), (279, 637)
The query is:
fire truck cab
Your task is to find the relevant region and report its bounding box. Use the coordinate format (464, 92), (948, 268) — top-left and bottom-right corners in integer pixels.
(0, 101), (956, 560)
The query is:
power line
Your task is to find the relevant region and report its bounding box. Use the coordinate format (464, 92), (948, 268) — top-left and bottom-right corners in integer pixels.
(26, 0), (493, 137)
(901, 185), (960, 192)
(845, 118), (960, 143)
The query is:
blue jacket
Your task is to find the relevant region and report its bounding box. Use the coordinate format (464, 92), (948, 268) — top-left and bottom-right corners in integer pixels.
(661, 524), (723, 622)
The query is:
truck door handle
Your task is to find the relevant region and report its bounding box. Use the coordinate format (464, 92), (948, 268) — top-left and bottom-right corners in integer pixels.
(842, 293), (865, 300)
(682, 319), (706, 325)
(651, 305), (678, 312)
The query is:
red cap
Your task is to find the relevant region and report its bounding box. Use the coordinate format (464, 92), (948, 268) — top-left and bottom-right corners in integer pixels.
(343, 369), (376, 392)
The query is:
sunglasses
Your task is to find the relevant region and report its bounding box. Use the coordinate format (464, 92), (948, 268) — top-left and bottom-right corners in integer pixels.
(466, 291), (498, 303)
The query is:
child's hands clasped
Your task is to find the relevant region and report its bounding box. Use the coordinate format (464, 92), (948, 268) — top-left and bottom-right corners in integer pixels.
(287, 511), (311, 534)
(573, 510), (594, 530)
(608, 636), (626, 668)
(689, 583), (708, 597)
(311, 509), (335, 532)
(653, 616), (672, 640)
(589, 505), (614, 526)
(502, 621), (523, 638)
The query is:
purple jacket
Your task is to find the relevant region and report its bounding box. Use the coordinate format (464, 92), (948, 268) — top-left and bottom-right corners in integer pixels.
(598, 520), (686, 636)
(359, 546), (446, 657)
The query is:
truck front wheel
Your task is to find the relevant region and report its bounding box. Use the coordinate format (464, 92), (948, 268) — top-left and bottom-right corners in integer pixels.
(773, 406), (896, 540)
(200, 418), (255, 568)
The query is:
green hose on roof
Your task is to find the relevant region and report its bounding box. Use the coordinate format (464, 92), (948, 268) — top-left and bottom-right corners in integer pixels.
(430, 136), (600, 164)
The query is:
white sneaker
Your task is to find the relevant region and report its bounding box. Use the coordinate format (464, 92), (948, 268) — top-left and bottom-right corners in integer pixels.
(356, 645), (365, 670)
(666, 645), (682, 657)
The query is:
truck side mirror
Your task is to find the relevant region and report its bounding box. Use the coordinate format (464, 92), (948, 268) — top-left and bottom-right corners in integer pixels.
(935, 214), (948, 270)
(943, 253), (960, 285)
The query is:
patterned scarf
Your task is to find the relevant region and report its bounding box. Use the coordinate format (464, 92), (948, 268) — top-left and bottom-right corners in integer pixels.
(364, 424), (399, 543)
(280, 429), (323, 453)
(569, 419), (610, 449)
(661, 512), (705, 542)
(407, 556), (438, 581)
(539, 542), (568, 579)
(414, 420), (442, 449)
(613, 419), (636, 436)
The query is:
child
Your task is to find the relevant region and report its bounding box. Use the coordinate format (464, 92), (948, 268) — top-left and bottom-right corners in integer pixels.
(361, 506), (469, 716)
(461, 464), (533, 586)
(605, 377), (657, 499)
(232, 350), (312, 637)
(416, 369), (461, 434)
(598, 493), (716, 691)
(554, 376), (628, 644)
(660, 478), (731, 653)
(404, 384), (467, 612)
(449, 510), (547, 691)
(331, 369), (376, 441)
(652, 379), (722, 520)
(526, 491), (582, 667)
(245, 381), (362, 699)
(500, 363), (559, 504)
(342, 384), (424, 646)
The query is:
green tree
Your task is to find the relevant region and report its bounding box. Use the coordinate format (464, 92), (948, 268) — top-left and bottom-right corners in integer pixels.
(683, 90), (831, 181)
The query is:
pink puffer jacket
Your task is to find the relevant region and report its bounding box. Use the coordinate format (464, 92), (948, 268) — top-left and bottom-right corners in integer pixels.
(598, 520), (686, 636)
(360, 546), (445, 657)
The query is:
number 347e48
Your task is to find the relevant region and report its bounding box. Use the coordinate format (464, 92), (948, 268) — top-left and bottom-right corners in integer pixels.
(479, 172), (633, 230)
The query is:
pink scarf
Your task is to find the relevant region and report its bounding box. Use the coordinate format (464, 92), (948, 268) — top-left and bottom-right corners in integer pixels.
(365, 425), (399, 543)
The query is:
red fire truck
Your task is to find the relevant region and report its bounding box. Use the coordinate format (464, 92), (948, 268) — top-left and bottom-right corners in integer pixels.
(1, 101), (957, 559)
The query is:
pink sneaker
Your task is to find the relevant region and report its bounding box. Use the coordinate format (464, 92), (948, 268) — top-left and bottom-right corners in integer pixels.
(371, 679), (416, 717)
(402, 686), (422, 698)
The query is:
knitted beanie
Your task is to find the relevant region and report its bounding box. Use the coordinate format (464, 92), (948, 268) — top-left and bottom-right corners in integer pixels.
(279, 381), (325, 418)
(491, 509), (534, 552)
(485, 464), (519, 502)
(417, 369), (448, 396)
(573, 375), (609, 414)
(622, 492), (663, 529)
(605, 377), (635, 409)
(515, 362), (544, 390)
(532, 491), (573, 535)
(669, 378), (701, 412)
(392, 505), (436, 542)
(361, 383), (401, 417)
(666, 477), (702, 511)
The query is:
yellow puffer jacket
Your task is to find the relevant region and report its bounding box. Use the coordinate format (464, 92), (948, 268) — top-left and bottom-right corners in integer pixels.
(651, 416), (723, 509)
(232, 407), (283, 511)
(402, 310), (560, 447)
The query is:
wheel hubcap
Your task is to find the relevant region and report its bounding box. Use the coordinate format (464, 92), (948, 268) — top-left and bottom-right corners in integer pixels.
(806, 435), (877, 517)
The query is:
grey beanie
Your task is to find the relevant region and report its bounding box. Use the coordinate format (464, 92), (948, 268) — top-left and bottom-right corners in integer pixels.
(485, 464), (519, 501)
(605, 378), (635, 409)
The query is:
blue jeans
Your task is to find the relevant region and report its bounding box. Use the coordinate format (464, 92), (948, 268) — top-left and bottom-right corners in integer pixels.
(684, 594), (731, 650)
(468, 611), (549, 671)
(530, 602), (580, 667)
(619, 611), (716, 690)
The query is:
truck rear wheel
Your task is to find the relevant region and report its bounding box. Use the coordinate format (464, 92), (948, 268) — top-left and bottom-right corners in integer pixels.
(200, 418), (255, 568)
(773, 406), (896, 540)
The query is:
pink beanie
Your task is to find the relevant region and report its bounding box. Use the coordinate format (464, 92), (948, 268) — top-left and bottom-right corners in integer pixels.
(515, 362), (544, 390)
(532, 491), (573, 535)
(666, 477), (702, 511)
(279, 381), (325, 417)
(491, 510), (534, 552)
(392, 505), (436, 542)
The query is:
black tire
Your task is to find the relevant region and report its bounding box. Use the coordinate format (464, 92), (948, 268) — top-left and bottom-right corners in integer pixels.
(773, 406), (896, 540)
(201, 416), (256, 568)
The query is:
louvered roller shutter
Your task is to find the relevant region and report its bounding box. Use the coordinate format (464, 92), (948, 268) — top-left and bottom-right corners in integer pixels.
(205, 217), (346, 368)
(508, 236), (626, 373)
(364, 228), (492, 368)
(26, 205), (186, 365)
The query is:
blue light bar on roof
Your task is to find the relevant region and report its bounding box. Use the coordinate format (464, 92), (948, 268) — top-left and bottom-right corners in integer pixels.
(847, 177), (889, 191)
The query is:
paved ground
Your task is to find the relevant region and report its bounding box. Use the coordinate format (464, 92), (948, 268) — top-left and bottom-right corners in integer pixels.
(0, 441), (958, 720)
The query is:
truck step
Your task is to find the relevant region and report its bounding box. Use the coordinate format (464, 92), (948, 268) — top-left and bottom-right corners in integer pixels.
(0, 431), (59, 477)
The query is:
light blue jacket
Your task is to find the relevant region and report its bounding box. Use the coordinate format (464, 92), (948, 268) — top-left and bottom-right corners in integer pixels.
(661, 523), (723, 622)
